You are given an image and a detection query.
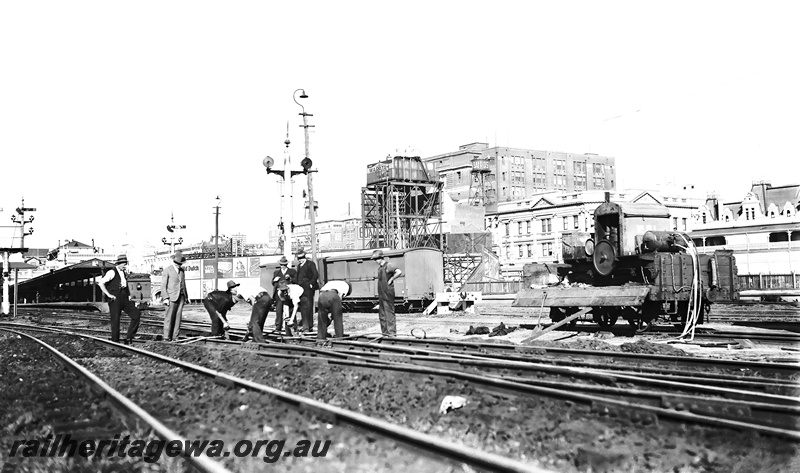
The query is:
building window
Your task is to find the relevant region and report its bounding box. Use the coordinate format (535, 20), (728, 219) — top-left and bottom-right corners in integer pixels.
(542, 242), (553, 257)
(504, 222), (510, 237)
(541, 218), (551, 233)
(672, 217), (678, 230)
(456, 171), (462, 183)
(527, 244), (533, 257)
(563, 216), (569, 231)
(573, 215), (579, 229)
(519, 245), (524, 257)
(517, 222), (523, 235)
(526, 220), (531, 234)
(682, 218), (687, 231)
(505, 244), (510, 259)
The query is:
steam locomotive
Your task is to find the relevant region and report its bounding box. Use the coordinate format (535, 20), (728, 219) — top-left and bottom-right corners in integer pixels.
(513, 196), (739, 331)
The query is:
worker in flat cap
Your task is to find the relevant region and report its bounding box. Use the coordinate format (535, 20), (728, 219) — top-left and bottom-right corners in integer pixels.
(276, 279), (303, 336)
(372, 249), (401, 336)
(237, 282), (273, 344)
(272, 255), (296, 332)
(317, 280), (350, 341)
(203, 280), (240, 339)
(97, 254), (141, 344)
(161, 251), (189, 342)
(294, 248), (319, 333)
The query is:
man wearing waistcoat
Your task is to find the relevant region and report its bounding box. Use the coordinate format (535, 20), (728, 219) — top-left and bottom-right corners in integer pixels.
(161, 251), (188, 341)
(98, 254), (141, 344)
(272, 256), (296, 331)
(295, 249), (319, 333)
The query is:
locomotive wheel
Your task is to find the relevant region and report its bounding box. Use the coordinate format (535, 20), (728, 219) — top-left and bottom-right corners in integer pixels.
(550, 307), (580, 326)
(549, 307), (566, 322)
(629, 318), (654, 333)
(592, 308), (618, 327)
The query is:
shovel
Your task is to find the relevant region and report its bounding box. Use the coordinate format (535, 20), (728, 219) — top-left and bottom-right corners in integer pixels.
(531, 292), (547, 335)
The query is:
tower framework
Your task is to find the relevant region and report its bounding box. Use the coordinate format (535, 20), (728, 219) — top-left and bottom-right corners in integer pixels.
(361, 157), (443, 250)
(468, 157), (493, 207)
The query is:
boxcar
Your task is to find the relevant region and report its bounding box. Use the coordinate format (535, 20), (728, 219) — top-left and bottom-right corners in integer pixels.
(320, 248), (444, 312)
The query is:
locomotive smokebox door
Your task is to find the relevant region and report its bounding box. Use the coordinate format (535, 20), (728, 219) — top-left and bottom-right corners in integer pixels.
(593, 240), (616, 276)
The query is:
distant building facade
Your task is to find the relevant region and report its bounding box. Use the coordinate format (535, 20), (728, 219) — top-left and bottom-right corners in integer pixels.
(690, 182), (800, 275)
(289, 217), (365, 252)
(487, 189), (702, 279)
(423, 142), (616, 207)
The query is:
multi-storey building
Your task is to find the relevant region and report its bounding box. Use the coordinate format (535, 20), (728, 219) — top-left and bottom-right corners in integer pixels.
(487, 189), (702, 279)
(270, 217), (365, 253)
(690, 182), (799, 276)
(423, 142), (616, 207)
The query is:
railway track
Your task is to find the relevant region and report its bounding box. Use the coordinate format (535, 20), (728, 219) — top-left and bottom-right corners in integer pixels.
(0, 329), (230, 472)
(6, 319), (799, 471)
(0, 325), (548, 473)
(168, 334), (800, 436)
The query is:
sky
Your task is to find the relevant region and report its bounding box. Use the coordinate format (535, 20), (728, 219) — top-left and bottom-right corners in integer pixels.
(1, 1), (798, 251)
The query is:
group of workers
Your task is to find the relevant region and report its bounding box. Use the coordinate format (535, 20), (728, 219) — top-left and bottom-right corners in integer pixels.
(98, 248), (402, 345)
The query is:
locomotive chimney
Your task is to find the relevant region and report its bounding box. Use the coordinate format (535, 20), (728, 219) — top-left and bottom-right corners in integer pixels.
(604, 192), (611, 203)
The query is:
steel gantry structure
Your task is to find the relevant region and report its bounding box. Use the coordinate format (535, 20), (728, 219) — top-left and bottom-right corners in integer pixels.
(361, 156), (443, 250)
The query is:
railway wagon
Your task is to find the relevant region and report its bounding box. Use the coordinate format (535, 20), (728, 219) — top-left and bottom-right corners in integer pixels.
(320, 248), (444, 312)
(514, 195), (739, 331)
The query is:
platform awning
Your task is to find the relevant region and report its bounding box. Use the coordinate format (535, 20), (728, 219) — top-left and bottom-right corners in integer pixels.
(16, 258), (112, 292)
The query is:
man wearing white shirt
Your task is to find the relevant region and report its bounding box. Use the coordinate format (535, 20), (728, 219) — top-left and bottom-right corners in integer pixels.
(317, 280), (350, 341)
(97, 254), (140, 344)
(276, 279), (303, 336)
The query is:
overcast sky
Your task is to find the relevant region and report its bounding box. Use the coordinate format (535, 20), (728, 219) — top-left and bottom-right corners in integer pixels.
(1, 1), (797, 251)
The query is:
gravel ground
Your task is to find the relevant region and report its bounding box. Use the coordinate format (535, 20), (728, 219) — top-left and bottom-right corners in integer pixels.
(4, 304), (800, 472)
(0, 332), (171, 472)
(140, 340), (799, 473)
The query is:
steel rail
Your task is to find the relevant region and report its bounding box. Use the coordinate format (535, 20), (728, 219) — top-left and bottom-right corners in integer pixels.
(183, 334), (799, 405)
(0, 328), (233, 473)
(9, 323), (800, 440)
(304, 337), (799, 389)
(156, 333), (800, 436)
(239, 341), (800, 438)
(336, 336), (800, 376)
(9, 326), (549, 473)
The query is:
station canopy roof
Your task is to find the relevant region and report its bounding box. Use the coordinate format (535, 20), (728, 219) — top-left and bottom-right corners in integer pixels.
(17, 258), (112, 291)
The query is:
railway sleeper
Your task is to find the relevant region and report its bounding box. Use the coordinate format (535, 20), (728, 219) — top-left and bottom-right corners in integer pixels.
(590, 401), (659, 426)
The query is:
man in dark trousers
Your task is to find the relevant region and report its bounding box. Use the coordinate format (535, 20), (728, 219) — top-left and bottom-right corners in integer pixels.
(317, 280), (350, 341)
(272, 256), (296, 331)
(203, 280), (239, 338)
(238, 282), (273, 344)
(161, 251), (188, 342)
(294, 249), (319, 333)
(275, 279), (303, 336)
(372, 249), (402, 336)
(97, 254), (141, 344)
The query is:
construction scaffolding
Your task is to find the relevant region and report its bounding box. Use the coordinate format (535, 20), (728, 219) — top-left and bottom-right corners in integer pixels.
(361, 156), (443, 250)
